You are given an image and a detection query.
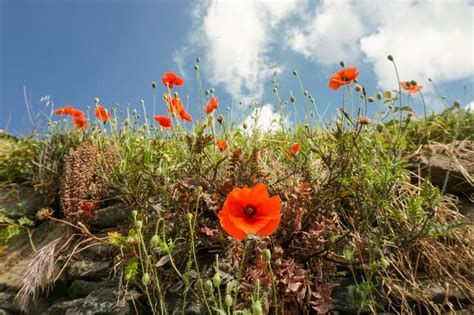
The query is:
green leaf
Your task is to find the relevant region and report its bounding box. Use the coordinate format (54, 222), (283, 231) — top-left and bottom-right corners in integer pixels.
(124, 258), (139, 282)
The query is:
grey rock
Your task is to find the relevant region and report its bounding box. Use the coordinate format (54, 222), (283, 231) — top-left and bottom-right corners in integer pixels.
(43, 288), (132, 315)
(79, 243), (118, 261)
(0, 186), (44, 217)
(67, 260), (111, 280)
(0, 291), (48, 314)
(67, 279), (117, 299)
(89, 203), (130, 229)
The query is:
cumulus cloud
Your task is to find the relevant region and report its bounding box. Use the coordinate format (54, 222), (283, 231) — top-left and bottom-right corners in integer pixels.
(466, 101), (474, 112)
(241, 104), (288, 133)
(177, 0), (302, 102)
(285, 0), (474, 91)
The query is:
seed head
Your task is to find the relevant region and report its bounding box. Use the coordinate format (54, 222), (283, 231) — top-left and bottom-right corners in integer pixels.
(152, 81), (157, 89)
(387, 55), (394, 61)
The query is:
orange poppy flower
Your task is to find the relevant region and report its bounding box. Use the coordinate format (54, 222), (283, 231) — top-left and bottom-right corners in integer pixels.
(205, 97), (218, 115)
(55, 106), (83, 117)
(290, 143), (300, 154)
(216, 139), (228, 152)
(400, 81), (422, 94)
(154, 115), (173, 129)
(179, 109), (192, 122)
(94, 105), (111, 122)
(82, 200), (97, 217)
(328, 67), (359, 90)
(161, 72), (184, 89)
(166, 95), (192, 122)
(73, 116), (88, 129)
(70, 109), (84, 117)
(218, 183), (281, 240)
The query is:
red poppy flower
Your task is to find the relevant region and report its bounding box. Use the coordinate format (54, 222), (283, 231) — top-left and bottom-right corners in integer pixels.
(290, 143), (300, 154)
(94, 105), (111, 122)
(161, 72), (184, 89)
(154, 115), (173, 129)
(218, 183), (281, 240)
(70, 109), (84, 117)
(328, 67), (359, 90)
(216, 139), (228, 152)
(400, 81), (422, 94)
(82, 200), (97, 217)
(205, 97), (218, 115)
(166, 95), (192, 122)
(55, 106), (83, 117)
(179, 109), (192, 122)
(73, 116), (88, 129)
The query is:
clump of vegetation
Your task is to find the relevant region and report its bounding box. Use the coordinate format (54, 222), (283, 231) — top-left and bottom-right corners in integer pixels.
(1, 56), (473, 314)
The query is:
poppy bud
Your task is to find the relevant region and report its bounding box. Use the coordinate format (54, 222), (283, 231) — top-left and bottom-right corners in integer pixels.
(243, 123), (248, 129)
(262, 249), (271, 261)
(210, 88), (215, 94)
(140, 99), (145, 106)
(273, 87), (277, 93)
(150, 235), (160, 248)
(303, 90), (308, 96)
(186, 213), (193, 223)
(292, 70), (298, 76)
(212, 272), (221, 287)
(225, 295), (233, 307)
(354, 85), (362, 92)
(339, 61), (345, 67)
(196, 57), (201, 63)
(217, 115), (223, 124)
(135, 220), (143, 230)
(290, 95), (295, 103)
(174, 92), (179, 98)
(86, 105), (90, 110)
(367, 97), (375, 103)
(152, 81), (157, 89)
(205, 89), (210, 96)
(376, 122), (384, 132)
(410, 80), (417, 86)
(142, 273), (150, 286)
(453, 100), (461, 108)
(94, 97), (100, 104)
(131, 210), (138, 219)
(252, 300), (263, 315)
(387, 55), (394, 61)
(204, 279), (213, 291)
(194, 64), (199, 71)
(376, 92), (383, 100)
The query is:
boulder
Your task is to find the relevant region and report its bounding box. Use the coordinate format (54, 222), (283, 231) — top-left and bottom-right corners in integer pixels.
(67, 260), (111, 281)
(90, 203), (130, 229)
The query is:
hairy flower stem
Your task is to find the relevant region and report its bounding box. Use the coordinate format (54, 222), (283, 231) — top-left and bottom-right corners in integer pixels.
(267, 260), (278, 315)
(234, 238), (249, 312)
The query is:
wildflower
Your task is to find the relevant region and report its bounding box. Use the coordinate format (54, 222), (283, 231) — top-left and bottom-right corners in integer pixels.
(73, 116), (88, 129)
(205, 97), (218, 115)
(94, 105), (111, 122)
(290, 143), (300, 154)
(328, 67), (359, 90)
(161, 72), (184, 89)
(154, 116), (172, 129)
(216, 139), (227, 152)
(55, 106), (83, 117)
(81, 200), (97, 217)
(357, 116), (371, 125)
(217, 183), (281, 240)
(179, 109), (192, 122)
(400, 81), (422, 94)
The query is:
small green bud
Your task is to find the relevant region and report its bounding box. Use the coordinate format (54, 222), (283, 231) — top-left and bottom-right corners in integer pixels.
(453, 100), (461, 108)
(376, 122), (384, 132)
(339, 61), (345, 67)
(210, 88), (215, 94)
(135, 220), (143, 230)
(186, 213), (193, 223)
(150, 235), (160, 248)
(243, 123), (248, 129)
(292, 70), (298, 76)
(142, 273), (150, 286)
(194, 64), (199, 71)
(303, 90), (308, 96)
(152, 81), (157, 89)
(212, 272), (221, 287)
(205, 89), (210, 96)
(354, 85), (362, 92)
(204, 279), (213, 291)
(410, 80), (417, 86)
(376, 92), (383, 100)
(140, 99), (145, 105)
(131, 210), (138, 219)
(272, 87), (277, 93)
(367, 97), (375, 103)
(387, 55), (394, 61)
(224, 294), (233, 307)
(289, 95), (295, 103)
(252, 300), (263, 315)
(262, 249), (271, 261)
(196, 57), (201, 63)
(94, 97), (100, 104)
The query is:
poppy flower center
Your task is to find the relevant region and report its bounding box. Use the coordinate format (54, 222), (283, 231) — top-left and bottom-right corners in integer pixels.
(243, 205), (257, 218)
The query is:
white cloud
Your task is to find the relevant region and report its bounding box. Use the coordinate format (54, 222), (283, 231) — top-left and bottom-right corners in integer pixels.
(286, 0), (368, 65)
(285, 0), (473, 91)
(177, 0), (302, 102)
(466, 101), (474, 112)
(360, 0), (474, 90)
(241, 104), (288, 133)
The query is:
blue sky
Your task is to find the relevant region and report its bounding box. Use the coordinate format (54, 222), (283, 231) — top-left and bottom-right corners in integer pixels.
(1, 0), (473, 135)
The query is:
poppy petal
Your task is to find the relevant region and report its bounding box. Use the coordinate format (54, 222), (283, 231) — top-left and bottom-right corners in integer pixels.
(256, 216), (280, 237)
